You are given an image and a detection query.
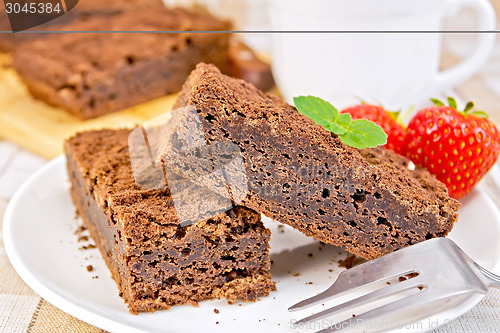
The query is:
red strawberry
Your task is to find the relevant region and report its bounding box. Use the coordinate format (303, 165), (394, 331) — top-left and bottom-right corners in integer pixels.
(405, 97), (500, 199)
(341, 104), (406, 155)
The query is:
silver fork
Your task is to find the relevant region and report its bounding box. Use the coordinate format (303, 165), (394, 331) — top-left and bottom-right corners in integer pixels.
(289, 237), (500, 333)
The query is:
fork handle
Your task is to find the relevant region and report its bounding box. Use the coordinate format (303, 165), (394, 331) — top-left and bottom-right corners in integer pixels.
(477, 265), (500, 289)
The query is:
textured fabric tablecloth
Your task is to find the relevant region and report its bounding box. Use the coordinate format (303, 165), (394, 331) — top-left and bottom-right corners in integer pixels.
(0, 142), (106, 333)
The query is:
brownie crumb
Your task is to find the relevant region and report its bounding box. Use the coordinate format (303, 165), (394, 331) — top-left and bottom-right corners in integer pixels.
(418, 286), (424, 291)
(78, 235), (89, 242)
(214, 308), (220, 314)
(216, 321), (219, 325)
(308, 253), (313, 257)
(92, 276), (98, 279)
(338, 254), (362, 269)
(79, 244), (96, 250)
(74, 225), (87, 235)
(386, 282), (391, 285)
(399, 272), (419, 282)
(306, 282), (313, 285)
(86, 265), (93, 272)
(328, 269), (333, 272)
(292, 273), (300, 277)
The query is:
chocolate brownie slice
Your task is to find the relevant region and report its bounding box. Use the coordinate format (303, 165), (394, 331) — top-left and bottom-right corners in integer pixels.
(65, 129), (275, 313)
(162, 63), (461, 260)
(12, 6), (232, 119)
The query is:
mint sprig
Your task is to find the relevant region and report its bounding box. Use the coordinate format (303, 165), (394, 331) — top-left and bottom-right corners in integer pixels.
(294, 96), (387, 149)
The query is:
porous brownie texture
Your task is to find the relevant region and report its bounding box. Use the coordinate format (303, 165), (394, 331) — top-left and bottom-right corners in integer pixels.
(65, 129), (275, 313)
(168, 63), (461, 260)
(13, 6), (232, 119)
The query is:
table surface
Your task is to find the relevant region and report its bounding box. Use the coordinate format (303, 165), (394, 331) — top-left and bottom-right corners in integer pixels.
(4, 10), (500, 333)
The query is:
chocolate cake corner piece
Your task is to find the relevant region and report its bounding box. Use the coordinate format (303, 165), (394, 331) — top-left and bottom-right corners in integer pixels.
(65, 129), (274, 314)
(12, 6), (232, 120)
(171, 62), (461, 260)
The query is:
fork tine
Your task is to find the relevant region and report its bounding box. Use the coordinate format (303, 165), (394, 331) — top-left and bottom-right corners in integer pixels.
(288, 265), (418, 311)
(289, 240), (438, 312)
(315, 290), (437, 333)
(294, 278), (424, 325)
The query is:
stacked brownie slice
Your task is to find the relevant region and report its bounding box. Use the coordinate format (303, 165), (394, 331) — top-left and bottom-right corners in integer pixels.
(65, 129), (275, 313)
(161, 63), (460, 260)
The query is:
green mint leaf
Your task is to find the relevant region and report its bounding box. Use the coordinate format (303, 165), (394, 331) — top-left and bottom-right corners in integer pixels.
(448, 97), (457, 110)
(340, 119), (387, 149)
(328, 113), (352, 135)
(293, 96), (339, 129)
(431, 98), (444, 106)
(294, 95), (387, 149)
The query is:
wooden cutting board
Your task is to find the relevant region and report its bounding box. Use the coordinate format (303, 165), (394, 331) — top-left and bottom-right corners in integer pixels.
(0, 53), (178, 159)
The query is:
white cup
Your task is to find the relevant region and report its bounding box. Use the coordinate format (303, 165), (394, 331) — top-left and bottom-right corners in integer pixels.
(267, 0), (496, 110)
(163, 0), (272, 52)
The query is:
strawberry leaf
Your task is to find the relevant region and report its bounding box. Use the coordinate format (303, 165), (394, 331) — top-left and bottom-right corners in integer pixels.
(293, 96), (338, 129)
(431, 98), (444, 107)
(340, 119), (387, 149)
(448, 97), (457, 110)
(464, 101), (474, 113)
(470, 110), (489, 119)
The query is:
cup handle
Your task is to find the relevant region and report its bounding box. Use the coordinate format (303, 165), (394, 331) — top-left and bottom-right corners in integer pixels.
(432, 0), (496, 93)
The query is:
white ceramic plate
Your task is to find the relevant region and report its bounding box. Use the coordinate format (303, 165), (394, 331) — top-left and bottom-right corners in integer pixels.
(4, 156), (500, 333)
